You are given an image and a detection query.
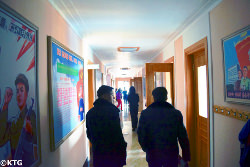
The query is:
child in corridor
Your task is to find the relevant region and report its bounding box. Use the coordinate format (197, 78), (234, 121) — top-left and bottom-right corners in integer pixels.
(116, 88), (123, 110)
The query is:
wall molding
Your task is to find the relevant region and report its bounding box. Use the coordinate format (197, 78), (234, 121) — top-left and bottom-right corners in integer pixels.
(213, 105), (249, 122)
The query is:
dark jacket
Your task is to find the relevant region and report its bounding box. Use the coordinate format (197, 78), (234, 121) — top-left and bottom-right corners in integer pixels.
(86, 98), (127, 165)
(127, 93), (139, 109)
(239, 119), (250, 167)
(137, 101), (190, 162)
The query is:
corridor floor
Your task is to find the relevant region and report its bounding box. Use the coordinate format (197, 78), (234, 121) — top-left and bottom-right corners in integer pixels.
(121, 104), (148, 167)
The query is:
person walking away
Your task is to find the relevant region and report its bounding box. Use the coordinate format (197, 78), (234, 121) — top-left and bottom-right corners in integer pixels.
(116, 88), (123, 111)
(127, 86), (139, 131)
(137, 87), (190, 167)
(123, 89), (128, 104)
(86, 85), (127, 167)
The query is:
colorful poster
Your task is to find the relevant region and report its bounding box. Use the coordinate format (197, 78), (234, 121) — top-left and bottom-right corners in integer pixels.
(48, 37), (84, 151)
(223, 26), (250, 104)
(0, 2), (40, 167)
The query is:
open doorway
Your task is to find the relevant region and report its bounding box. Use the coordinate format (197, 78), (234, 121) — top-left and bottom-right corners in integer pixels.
(145, 63), (174, 107)
(118, 81), (130, 93)
(154, 72), (173, 105)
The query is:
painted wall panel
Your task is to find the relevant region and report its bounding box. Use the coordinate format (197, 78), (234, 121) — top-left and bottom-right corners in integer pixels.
(210, 0), (250, 166)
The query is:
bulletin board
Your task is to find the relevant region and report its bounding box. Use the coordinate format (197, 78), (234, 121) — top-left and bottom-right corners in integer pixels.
(47, 36), (84, 151)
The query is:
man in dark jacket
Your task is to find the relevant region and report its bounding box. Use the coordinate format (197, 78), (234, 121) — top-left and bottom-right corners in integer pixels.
(137, 87), (190, 167)
(86, 85), (127, 167)
(127, 86), (139, 131)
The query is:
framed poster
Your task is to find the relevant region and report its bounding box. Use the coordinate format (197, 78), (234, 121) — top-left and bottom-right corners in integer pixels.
(47, 36), (84, 151)
(222, 25), (250, 104)
(0, 2), (41, 167)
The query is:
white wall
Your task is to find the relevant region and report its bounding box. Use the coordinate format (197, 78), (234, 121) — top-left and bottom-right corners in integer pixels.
(1, 0), (89, 166)
(210, 0), (250, 166)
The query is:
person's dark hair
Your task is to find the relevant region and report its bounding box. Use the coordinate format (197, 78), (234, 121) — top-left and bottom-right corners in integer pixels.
(97, 85), (113, 97)
(129, 86), (136, 95)
(243, 66), (248, 70)
(238, 69), (243, 75)
(15, 73), (29, 92)
(152, 87), (168, 102)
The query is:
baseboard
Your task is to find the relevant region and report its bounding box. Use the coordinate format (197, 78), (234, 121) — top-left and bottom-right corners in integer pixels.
(83, 157), (89, 167)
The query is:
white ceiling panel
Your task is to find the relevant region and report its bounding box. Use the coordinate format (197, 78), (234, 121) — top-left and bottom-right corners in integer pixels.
(49, 0), (219, 78)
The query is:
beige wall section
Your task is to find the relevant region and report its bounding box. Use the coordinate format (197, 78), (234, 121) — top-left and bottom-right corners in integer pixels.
(174, 36), (186, 124)
(210, 0), (250, 166)
(1, 0), (89, 166)
(150, 52), (164, 63)
(92, 54), (105, 74)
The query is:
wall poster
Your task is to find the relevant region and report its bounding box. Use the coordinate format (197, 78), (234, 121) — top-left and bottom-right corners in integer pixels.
(0, 2), (41, 167)
(47, 36), (84, 151)
(223, 25), (250, 104)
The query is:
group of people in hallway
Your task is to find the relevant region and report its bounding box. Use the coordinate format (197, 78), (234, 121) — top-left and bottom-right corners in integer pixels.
(115, 88), (129, 111)
(115, 87), (139, 131)
(86, 85), (190, 167)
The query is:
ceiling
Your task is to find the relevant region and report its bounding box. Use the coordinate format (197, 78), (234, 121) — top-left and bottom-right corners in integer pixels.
(49, 0), (218, 78)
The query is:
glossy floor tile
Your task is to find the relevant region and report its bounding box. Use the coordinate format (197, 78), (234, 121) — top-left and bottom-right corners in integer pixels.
(122, 104), (148, 167)
(122, 121), (147, 167)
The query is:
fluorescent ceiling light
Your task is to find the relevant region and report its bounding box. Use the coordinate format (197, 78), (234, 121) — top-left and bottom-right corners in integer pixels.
(118, 47), (140, 52)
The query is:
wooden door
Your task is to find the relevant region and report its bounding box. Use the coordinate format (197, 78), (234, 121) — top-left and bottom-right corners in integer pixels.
(193, 50), (208, 167)
(145, 63), (174, 106)
(88, 69), (95, 110)
(87, 69), (94, 165)
(185, 37), (210, 167)
(134, 77), (143, 113)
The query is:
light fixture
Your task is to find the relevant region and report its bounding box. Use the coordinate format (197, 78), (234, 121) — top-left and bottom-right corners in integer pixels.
(117, 47), (140, 52)
(120, 67), (130, 70)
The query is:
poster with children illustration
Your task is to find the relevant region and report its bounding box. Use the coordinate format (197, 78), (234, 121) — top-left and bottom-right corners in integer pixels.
(223, 25), (250, 104)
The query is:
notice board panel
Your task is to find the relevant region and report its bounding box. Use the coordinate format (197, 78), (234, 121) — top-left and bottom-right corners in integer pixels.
(47, 36), (84, 151)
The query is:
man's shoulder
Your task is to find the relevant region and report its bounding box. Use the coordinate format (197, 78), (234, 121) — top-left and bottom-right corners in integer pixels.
(144, 103), (183, 116)
(87, 105), (119, 117)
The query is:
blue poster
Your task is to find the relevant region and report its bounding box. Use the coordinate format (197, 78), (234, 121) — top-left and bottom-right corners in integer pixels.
(223, 26), (250, 103)
(49, 38), (84, 150)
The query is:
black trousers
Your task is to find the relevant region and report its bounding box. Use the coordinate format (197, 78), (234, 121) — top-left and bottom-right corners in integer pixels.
(130, 107), (138, 129)
(146, 150), (178, 167)
(147, 155), (178, 167)
(93, 152), (124, 167)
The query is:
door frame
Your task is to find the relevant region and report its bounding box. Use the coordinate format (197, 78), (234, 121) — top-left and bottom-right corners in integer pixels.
(145, 63), (174, 107)
(184, 37), (210, 167)
(134, 77), (143, 113)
